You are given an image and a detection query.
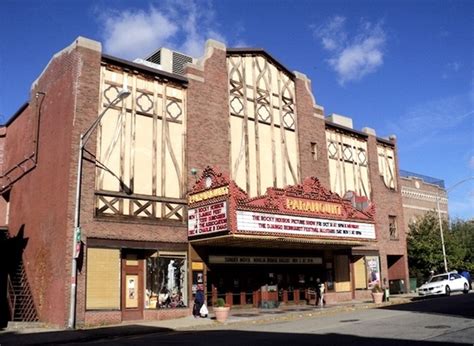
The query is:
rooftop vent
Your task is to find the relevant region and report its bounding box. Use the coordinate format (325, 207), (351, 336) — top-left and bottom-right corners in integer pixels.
(144, 48), (194, 75)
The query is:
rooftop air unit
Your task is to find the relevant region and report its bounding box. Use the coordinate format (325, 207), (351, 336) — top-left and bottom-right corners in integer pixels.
(144, 48), (195, 75)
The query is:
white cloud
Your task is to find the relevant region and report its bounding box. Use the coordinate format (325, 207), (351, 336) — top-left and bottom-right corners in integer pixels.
(315, 16), (346, 51)
(313, 17), (386, 85)
(98, 1), (226, 60)
(101, 8), (178, 59)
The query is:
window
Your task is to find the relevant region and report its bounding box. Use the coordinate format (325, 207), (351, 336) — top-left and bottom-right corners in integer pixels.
(145, 253), (187, 309)
(311, 142), (318, 161)
(389, 216), (398, 239)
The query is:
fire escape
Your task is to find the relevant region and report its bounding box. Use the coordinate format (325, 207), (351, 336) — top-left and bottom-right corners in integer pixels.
(2, 92), (45, 323)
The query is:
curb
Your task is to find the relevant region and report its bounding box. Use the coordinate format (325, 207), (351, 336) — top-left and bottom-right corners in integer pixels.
(0, 297), (415, 344)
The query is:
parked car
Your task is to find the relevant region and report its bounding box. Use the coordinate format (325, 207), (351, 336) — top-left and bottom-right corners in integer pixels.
(418, 272), (470, 297)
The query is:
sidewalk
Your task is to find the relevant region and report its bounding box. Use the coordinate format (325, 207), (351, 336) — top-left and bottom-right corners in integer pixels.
(0, 293), (416, 345)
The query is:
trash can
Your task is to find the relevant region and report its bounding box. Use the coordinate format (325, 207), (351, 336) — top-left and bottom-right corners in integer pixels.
(409, 278), (417, 292)
(384, 288), (390, 302)
(389, 279), (405, 294)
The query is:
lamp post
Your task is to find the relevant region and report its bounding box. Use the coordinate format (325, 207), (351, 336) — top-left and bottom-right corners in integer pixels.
(68, 89), (130, 329)
(436, 176), (474, 273)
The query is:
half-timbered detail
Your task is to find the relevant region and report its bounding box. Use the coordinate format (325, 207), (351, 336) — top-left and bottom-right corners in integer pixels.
(96, 65), (187, 221)
(326, 128), (371, 199)
(377, 144), (397, 190)
(227, 52), (299, 197)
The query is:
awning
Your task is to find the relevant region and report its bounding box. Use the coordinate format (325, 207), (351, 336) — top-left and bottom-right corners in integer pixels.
(189, 233), (368, 250)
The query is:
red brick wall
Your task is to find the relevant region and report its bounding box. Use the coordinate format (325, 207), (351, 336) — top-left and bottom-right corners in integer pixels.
(84, 310), (121, 327)
(6, 37), (190, 327)
(363, 135), (409, 289)
(387, 255), (406, 280)
(4, 39), (93, 326)
(185, 43), (230, 190)
(144, 307), (191, 321)
(0, 126), (8, 226)
(295, 75), (330, 188)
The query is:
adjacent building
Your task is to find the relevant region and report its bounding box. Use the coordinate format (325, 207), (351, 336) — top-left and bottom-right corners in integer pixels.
(0, 37), (409, 328)
(400, 170), (448, 231)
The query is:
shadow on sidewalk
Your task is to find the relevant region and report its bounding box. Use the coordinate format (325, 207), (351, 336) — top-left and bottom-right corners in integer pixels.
(0, 324), (174, 345)
(3, 329), (468, 346)
(379, 292), (473, 319)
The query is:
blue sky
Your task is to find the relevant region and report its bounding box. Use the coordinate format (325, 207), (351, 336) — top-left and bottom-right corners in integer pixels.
(1, 0), (473, 219)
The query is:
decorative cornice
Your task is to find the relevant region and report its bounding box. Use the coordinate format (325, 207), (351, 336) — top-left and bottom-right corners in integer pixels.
(401, 187), (448, 204)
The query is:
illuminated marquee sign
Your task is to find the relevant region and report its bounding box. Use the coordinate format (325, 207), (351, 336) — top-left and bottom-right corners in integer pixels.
(209, 255), (322, 265)
(188, 186), (229, 204)
(188, 201), (228, 236)
(237, 210), (375, 240)
(285, 198), (342, 216)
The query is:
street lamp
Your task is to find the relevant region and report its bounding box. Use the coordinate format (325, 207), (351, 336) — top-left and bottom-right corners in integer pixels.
(68, 89), (130, 329)
(436, 176), (474, 273)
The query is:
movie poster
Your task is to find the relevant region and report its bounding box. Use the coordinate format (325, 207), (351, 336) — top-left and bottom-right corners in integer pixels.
(366, 256), (380, 289)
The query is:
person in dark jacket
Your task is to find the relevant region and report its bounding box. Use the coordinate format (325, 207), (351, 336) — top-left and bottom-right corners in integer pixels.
(193, 284), (205, 318)
(460, 270), (472, 290)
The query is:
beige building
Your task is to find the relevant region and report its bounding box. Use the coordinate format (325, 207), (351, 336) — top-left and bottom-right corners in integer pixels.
(400, 170), (448, 231)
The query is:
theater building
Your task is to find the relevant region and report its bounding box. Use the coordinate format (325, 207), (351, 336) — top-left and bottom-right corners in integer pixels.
(0, 36), (408, 328)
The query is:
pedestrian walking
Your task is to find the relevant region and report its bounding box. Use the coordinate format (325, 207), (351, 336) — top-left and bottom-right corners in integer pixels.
(315, 278), (326, 307)
(193, 284), (205, 318)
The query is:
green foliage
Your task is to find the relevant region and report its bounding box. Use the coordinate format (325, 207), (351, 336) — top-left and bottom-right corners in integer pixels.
(408, 212), (474, 284)
(372, 284), (383, 293)
(450, 218), (474, 271)
(215, 298), (225, 307)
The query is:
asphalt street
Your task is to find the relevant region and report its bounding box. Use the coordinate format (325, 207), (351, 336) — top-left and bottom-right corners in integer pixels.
(73, 293), (474, 346)
(2, 293), (473, 345)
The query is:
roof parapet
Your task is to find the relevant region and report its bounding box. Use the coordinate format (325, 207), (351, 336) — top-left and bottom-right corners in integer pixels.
(326, 113), (353, 129)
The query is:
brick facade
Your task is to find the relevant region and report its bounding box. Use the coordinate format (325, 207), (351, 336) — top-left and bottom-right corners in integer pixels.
(2, 37), (409, 327)
(400, 175), (447, 231)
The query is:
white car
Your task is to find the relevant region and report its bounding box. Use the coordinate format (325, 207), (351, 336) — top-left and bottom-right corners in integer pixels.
(418, 272), (470, 296)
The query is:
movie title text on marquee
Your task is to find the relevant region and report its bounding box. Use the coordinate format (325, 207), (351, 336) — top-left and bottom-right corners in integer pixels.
(188, 186), (229, 204)
(209, 256), (323, 265)
(188, 202), (227, 236)
(237, 210), (375, 239)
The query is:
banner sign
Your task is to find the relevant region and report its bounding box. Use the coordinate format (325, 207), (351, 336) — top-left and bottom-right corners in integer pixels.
(209, 255), (322, 265)
(188, 201), (227, 236)
(236, 210), (375, 240)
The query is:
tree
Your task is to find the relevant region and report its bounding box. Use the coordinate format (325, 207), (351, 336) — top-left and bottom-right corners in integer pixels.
(407, 211), (472, 284)
(450, 219), (474, 271)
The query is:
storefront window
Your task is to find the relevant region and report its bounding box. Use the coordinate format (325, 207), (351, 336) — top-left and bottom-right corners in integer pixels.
(145, 254), (187, 309)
